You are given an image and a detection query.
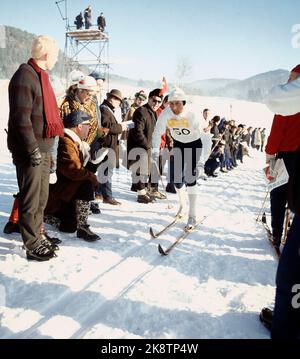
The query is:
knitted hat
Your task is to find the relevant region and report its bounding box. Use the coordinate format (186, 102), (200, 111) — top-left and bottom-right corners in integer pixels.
(168, 87), (187, 103)
(106, 89), (123, 101)
(148, 88), (163, 99)
(292, 64), (300, 74)
(135, 90), (147, 100)
(64, 110), (91, 128)
(77, 76), (97, 91)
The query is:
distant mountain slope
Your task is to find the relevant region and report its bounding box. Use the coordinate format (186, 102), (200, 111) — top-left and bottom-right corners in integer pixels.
(186, 78), (240, 93)
(0, 26), (290, 102)
(211, 69), (289, 101)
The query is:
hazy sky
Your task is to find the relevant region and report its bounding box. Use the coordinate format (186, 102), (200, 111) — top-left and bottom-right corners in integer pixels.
(0, 0), (299, 82)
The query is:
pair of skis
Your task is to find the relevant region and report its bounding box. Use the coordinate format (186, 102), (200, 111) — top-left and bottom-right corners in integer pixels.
(150, 215), (206, 256)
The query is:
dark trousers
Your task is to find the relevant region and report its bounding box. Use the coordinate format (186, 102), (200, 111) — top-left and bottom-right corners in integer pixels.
(271, 214), (300, 339)
(15, 153), (50, 250)
(205, 158), (220, 175)
(271, 152), (297, 239)
(173, 138), (202, 189)
(54, 180), (94, 233)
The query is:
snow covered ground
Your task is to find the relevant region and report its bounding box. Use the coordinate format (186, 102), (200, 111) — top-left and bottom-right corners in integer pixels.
(0, 83), (277, 339)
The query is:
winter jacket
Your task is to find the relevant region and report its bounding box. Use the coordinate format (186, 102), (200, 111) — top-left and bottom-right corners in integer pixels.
(100, 99), (123, 154)
(128, 104), (157, 151)
(45, 131), (97, 214)
(7, 63), (54, 162)
(97, 15), (106, 29)
(127, 104), (157, 168)
(265, 113), (300, 155)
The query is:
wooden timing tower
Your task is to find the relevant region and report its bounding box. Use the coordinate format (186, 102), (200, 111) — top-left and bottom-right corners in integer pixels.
(55, 0), (110, 89)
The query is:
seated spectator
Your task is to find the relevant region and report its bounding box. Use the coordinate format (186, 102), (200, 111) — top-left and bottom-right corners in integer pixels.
(205, 142), (225, 177)
(44, 110), (101, 242)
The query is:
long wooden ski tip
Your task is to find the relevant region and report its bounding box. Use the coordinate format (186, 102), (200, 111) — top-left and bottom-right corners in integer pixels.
(158, 244), (168, 256)
(149, 227), (158, 238)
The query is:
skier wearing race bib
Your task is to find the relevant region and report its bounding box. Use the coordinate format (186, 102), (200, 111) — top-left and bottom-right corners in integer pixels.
(152, 87), (208, 230)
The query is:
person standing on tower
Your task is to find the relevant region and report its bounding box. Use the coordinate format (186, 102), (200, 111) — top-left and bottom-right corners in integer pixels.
(84, 6), (92, 29)
(97, 12), (106, 32)
(74, 12), (84, 30)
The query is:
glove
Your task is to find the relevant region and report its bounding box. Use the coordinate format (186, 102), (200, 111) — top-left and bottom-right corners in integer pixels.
(196, 161), (205, 178)
(29, 148), (42, 167)
(151, 148), (160, 164)
(266, 153), (276, 164)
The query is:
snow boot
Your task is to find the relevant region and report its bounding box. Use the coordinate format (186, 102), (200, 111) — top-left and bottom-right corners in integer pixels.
(185, 216), (197, 231)
(259, 307), (273, 331)
(166, 183), (176, 194)
(137, 189), (153, 204)
(40, 224), (62, 245)
(4, 194), (20, 234)
(90, 201), (101, 214)
(26, 244), (57, 262)
(4, 221), (20, 234)
(40, 237), (59, 251)
(77, 224), (101, 242)
(41, 232), (62, 246)
(149, 187), (167, 200)
(76, 200), (101, 241)
(103, 197), (121, 205)
(185, 185), (198, 230)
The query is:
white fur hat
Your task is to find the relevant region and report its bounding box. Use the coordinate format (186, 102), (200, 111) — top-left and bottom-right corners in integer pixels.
(168, 87), (187, 103)
(69, 70), (85, 86)
(77, 76), (97, 91)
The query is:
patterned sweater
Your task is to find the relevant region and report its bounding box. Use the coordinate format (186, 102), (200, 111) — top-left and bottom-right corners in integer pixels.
(60, 94), (99, 145)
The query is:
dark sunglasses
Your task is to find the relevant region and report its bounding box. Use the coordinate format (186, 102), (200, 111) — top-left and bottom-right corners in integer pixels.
(151, 98), (162, 104)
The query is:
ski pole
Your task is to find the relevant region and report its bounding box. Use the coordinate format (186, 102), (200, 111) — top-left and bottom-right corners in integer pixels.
(256, 190), (269, 222)
(282, 208), (291, 245)
(210, 137), (222, 156)
(152, 159), (173, 209)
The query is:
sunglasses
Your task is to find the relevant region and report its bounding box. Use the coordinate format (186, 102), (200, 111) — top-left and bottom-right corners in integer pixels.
(151, 98), (162, 104)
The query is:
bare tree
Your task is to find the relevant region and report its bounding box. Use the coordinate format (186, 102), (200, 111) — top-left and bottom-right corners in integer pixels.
(176, 57), (193, 87)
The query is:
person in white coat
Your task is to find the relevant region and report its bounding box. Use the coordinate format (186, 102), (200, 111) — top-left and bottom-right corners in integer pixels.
(152, 87), (208, 229)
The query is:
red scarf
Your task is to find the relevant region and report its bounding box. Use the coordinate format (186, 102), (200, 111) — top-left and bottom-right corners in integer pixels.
(28, 58), (64, 138)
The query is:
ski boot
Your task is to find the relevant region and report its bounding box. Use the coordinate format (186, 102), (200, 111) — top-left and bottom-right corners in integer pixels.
(185, 216), (197, 231)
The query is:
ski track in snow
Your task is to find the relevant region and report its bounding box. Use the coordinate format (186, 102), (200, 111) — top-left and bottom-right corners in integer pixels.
(0, 151), (277, 339)
(0, 85), (277, 338)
